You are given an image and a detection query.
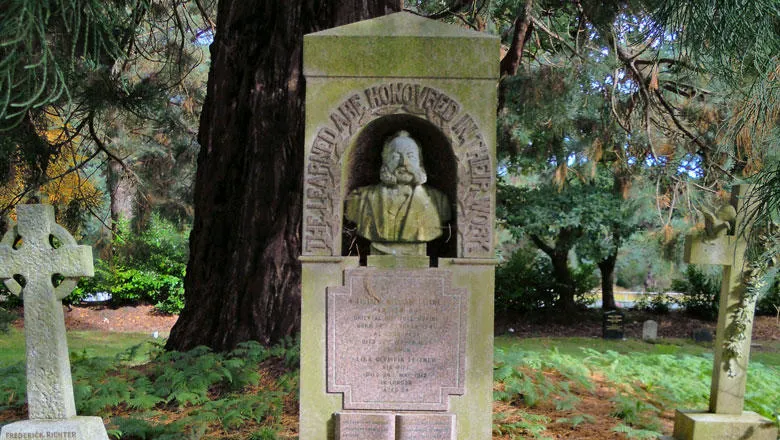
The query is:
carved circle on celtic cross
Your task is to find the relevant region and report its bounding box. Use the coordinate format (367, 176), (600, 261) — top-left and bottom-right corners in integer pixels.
(1, 210), (81, 300)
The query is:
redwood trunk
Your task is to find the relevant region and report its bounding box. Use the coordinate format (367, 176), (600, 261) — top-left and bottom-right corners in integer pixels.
(166, 0), (401, 352)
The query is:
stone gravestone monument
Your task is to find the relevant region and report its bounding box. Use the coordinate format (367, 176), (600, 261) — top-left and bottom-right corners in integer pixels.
(299, 13), (498, 440)
(642, 320), (657, 341)
(0, 204), (108, 439)
(672, 185), (777, 440)
(602, 309), (625, 339)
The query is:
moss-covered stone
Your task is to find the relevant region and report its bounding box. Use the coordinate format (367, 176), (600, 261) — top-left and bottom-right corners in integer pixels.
(672, 410), (778, 440)
(300, 12), (498, 440)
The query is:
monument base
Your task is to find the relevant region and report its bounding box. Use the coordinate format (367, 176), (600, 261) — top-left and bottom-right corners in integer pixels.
(672, 410), (777, 440)
(335, 412), (455, 440)
(1, 416), (109, 440)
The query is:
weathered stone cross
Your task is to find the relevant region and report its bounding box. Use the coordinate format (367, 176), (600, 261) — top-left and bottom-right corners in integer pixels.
(673, 184), (777, 440)
(683, 185), (754, 414)
(0, 204), (93, 420)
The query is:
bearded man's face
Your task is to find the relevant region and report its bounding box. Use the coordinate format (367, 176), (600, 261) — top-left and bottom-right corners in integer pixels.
(382, 141), (424, 185)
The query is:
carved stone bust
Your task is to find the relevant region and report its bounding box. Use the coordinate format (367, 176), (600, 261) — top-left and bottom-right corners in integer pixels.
(345, 130), (451, 254)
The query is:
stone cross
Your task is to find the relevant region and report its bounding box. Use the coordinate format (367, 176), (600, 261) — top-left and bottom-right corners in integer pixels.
(0, 204), (93, 420)
(683, 185), (756, 415)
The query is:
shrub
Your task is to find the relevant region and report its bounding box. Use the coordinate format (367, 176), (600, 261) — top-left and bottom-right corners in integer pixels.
(495, 248), (596, 315)
(671, 265), (721, 320)
(0, 306), (17, 334)
(496, 249), (558, 315)
(69, 214), (189, 314)
(633, 293), (674, 314)
(755, 268), (780, 316)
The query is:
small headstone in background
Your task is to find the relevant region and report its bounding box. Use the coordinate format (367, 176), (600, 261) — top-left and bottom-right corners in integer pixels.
(692, 328), (713, 343)
(642, 320), (658, 341)
(602, 310), (625, 339)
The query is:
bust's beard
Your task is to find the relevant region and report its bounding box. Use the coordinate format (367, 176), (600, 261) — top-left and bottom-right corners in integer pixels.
(380, 165), (427, 186)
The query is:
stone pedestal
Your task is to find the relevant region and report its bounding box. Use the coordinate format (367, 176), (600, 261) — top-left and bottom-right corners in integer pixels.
(1, 416), (109, 440)
(672, 410), (777, 440)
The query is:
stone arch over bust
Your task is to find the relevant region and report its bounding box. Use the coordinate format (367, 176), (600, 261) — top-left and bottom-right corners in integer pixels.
(341, 114), (458, 262)
(302, 82), (494, 259)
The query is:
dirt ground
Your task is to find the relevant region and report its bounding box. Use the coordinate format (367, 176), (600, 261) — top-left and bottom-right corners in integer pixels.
(12, 304), (778, 342)
(495, 310), (780, 342)
(13, 304), (179, 334)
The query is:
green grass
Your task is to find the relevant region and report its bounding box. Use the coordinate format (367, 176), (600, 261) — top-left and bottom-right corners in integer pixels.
(494, 335), (780, 435)
(495, 336), (780, 365)
(1, 331), (777, 438)
(0, 327), (159, 366)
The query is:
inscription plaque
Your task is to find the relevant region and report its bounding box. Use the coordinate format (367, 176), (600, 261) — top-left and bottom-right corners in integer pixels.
(397, 413), (455, 440)
(335, 412), (394, 440)
(327, 269), (467, 410)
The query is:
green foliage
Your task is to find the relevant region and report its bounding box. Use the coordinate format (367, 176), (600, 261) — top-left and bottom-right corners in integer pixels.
(495, 248), (557, 313)
(671, 265), (721, 320)
(1, 338), (296, 438)
(248, 428), (279, 440)
(555, 414), (594, 428)
(756, 277), (780, 316)
(611, 423), (664, 439)
(496, 245), (599, 315)
(610, 393), (660, 426)
(0, 306), (17, 334)
(616, 229), (685, 292)
(495, 340), (780, 434)
(632, 293), (674, 314)
(493, 410), (552, 439)
(499, 166), (650, 310)
(0, 363), (25, 411)
(70, 214), (189, 314)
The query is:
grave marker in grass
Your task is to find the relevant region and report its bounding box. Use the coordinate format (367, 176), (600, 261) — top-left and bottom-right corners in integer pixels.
(0, 204), (109, 440)
(672, 185), (777, 440)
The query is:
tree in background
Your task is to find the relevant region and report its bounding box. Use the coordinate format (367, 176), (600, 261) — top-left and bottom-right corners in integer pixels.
(0, 1), (212, 238)
(499, 167), (653, 310)
(487, 0), (778, 313)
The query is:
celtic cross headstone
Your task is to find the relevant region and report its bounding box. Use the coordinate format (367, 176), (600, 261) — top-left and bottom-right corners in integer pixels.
(0, 204), (109, 440)
(672, 185), (777, 440)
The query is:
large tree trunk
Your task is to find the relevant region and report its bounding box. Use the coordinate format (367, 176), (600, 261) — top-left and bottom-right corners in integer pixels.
(167, 0), (402, 352)
(598, 251), (618, 310)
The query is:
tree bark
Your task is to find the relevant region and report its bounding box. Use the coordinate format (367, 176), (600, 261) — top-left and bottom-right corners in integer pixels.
(107, 159), (136, 228)
(598, 250), (618, 310)
(166, 0), (401, 352)
(499, 0), (534, 77)
(530, 228), (579, 312)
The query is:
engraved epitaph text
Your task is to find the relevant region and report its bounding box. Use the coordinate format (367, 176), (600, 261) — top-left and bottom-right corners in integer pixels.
(327, 269), (467, 410)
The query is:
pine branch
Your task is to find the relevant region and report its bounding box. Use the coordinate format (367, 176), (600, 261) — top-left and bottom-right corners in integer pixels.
(652, 89), (705, 150)
(87, 110), (132, 175)
(194, 0), (216, 32)
(529, 15), (585, 61)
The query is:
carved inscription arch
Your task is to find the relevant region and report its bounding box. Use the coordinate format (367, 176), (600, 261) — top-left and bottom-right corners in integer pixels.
(303, 82), (494, 258)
